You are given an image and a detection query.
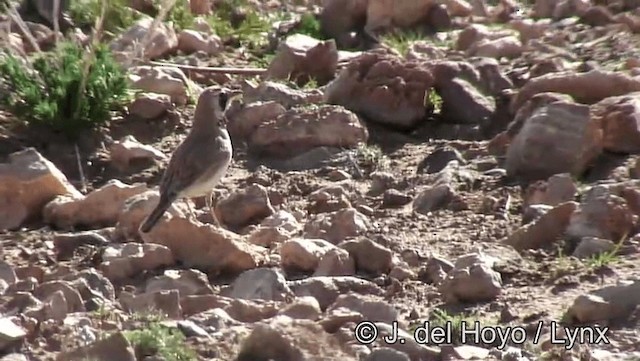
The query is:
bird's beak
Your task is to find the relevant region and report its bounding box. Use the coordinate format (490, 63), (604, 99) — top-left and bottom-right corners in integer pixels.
(225, 90), (243, 111)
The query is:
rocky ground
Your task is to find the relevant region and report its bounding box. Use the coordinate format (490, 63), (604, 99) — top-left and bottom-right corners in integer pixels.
(2, 0), (640, 360)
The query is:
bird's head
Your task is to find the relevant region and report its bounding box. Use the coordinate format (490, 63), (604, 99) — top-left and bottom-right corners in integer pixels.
(195, 86), (243, 127)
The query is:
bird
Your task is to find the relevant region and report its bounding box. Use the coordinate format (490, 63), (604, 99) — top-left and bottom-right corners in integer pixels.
(139, 86), (241, 234)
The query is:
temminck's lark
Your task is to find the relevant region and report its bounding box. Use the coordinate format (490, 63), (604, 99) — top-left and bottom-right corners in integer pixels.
(139, 86), (240, 233)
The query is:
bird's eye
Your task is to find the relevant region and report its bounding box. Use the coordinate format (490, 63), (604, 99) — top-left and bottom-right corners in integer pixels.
(218, 93), (229, 110)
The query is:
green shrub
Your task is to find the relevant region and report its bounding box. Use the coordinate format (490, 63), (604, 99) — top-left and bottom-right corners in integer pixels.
(295, 13), (326, 40)
(124, 323), (197, 361)
(69, 0), (139, 35)
(0, 42), (129, 139)
(161, 0), (195, 32)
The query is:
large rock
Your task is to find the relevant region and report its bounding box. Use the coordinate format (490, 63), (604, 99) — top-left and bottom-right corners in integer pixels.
(505, 100), (603, 181)
(43, 180), (148, 229)
(503, 201), (578, 251)
(177, 29), (222, 55)
(110, 17), (178, 60)
(248, 105), (369, 158)
(215, 184), (275, 230)
(265, 34), (339, 86)
(0, 148), (82, 230)
(591, 92), (640, 154)
(141, 217), (265, 275)
(128, 65), (197, 106)
(324, 49), (435, 129)
(566, 186), (637, 242)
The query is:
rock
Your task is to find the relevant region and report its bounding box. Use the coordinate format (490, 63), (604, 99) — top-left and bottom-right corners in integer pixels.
(56, 331), (136, 361)
(438, 77), (496, 127)
(505, 100), (603, 181)
(0, 148), (82, 230)
(110, 17), (178, 60)
(279, 296), (322, 320)
(340, 239), (393, 275)
(0, 318), (26, 351)
(289, 276), (384, 310)
(100, 243), (175, 282)
(366, 0), (438, 31)
(307, 185), (352, 214)
(215, 184), (275, 230)
(145, 269), (214, 296)
(237, 317), (356, 361)
(176, 319), (209, 338)
(444, 0), (473, 17)
(573, 237), (616, 259)
(591, 92), (640, 154)
(417, 145), (466, 174)
(510, 18), (551, 44)
(43, 180), (148, 229)
(565, 280), (640, 323)
(511, 70), (640, 113)
(247, 226), (290, 247)
(319, 0), (369, 49)
(313, 248), (356, 277)
(382, 189), (413, 208)
(260, 210), (301, 233)
(439, 252), (502, 303)
(189, 0), (211, 15)
(522, 204), (553, 225)
(114, 189), (191, 241)
(0, 354), (28, 361)
(229, 268), (293, 302)
(72, 269), (116, 301)
(33, 281), (84, 313)
(365, 347), (411, 361)
(225, 299), (281, 323)
(324, 50), (434, 129)
(304, 208), (370, 244)
(226, 101), (287, 141)
(523, 173), (577, 209)
(327, 293), (398, 323)
(241, 80), (322, 109)
(566, 186), (637, 241)
(128, 66), (195, 106)
(0, 261), (17, 288)
(280, 238), (336, 273)
(372, 322), (441, 361)
(127, 92), (174, 120)
(119, 290), (182, 319)
(503, 201), (578, 251)
(180, 294), (231, 317)
(42, 290), (67, 321)
(109, 135), (167, 171)
(177, 29), (222, 55)
(413, 185), (454, 214)
(248, 105), (368, 158)
(140, 217), (265, 275)
(468, 36), (523, 59)
(265, 34), (339, 86)
(54, 231), (110, 261)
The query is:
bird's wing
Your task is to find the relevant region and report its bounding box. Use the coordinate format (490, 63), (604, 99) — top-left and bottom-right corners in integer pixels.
(159, 134), (231, 197)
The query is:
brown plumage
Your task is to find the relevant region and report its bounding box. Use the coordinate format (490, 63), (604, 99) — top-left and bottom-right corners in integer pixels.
(139, 86), (240, 233)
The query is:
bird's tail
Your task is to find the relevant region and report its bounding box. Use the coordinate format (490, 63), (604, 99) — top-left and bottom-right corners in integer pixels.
(139, 195), (173, 233)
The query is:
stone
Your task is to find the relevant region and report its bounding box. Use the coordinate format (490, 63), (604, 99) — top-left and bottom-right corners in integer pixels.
(505, 101), (603, 181)
(0, 148), (82, 230)
(324, 50), (435, 129)
(439, 252), (503, 303)
(215, 184), (275, 230)
(109, 135), (167, 171)
(280, 238), (336, 273)
(265, 34), (339, 86)
(248, 105), (369, 158)
(229, 268), (293, 302)
(43, 180), (148, 229)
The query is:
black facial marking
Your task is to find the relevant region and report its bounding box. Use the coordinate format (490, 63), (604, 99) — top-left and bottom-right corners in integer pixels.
(218, 92), (229, 110)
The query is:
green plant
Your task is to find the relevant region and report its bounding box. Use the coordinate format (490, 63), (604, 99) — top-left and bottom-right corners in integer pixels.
(381, 30), (423, 56)
(206, 0), (272, 50)
(161, 0), (195, 32)
(294, 13), (326, 40)
(425, 88), (442, 114)
(0, 41), (130, 139)
(584, 233), (627, 270)
(124, 322), (197, 361)
(69, 0), (139, 36)
(355, 143), (388, 171)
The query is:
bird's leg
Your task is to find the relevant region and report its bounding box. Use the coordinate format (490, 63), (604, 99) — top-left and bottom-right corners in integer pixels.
(185, 199), (197, 222)
(207, 191), (222, 227)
